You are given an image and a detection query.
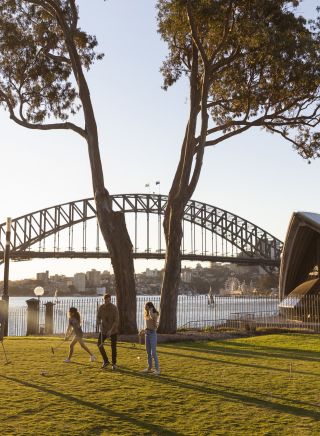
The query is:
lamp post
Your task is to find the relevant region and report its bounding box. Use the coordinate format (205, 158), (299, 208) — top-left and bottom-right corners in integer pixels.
(34, 286), (44, 334)
(2, 217), (12, 336)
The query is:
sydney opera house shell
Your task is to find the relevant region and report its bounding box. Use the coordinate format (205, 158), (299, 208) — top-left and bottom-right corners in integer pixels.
(279, 212), (320, 318)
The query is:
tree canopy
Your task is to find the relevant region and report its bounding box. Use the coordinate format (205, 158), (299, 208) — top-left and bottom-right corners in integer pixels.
(157, 0), (320, 161)
(0, 0), (102, 135)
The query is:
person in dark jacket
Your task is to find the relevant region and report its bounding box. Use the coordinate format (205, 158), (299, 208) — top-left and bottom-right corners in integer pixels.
(97, 293), (119, 370)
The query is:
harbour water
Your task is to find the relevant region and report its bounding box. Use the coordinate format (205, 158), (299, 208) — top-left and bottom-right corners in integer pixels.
(7, 295), (279, 336)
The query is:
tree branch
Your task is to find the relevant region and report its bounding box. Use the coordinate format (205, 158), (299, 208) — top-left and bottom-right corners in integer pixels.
(203, 97), (320, 143)
(177, 42), (200, 197)
(204, 125), (251, 147)
(209, 0), (234, 63)
(186, 1), (209, 67)
(0, 90), (86, 137)
(265, 125), (315, 158)
(186, 62), (211, 199)
(69, 0), (78, 32)
(25, 0), (56, 17)
(11, 112), (87, 137)
(42, 47), (71, 65)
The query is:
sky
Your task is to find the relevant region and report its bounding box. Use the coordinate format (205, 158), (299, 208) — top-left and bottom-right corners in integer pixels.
(1, 0), (319, 280)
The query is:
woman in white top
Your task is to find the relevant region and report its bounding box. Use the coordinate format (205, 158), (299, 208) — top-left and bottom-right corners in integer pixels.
(64, 307), (96, 363)
(142, 302), (160, 375)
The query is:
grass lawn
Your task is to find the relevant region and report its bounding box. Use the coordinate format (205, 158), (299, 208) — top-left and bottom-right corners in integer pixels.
(0, 334), (320, 435)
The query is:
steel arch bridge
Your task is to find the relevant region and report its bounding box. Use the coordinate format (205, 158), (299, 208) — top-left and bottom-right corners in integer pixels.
(0, 194), (282, 268)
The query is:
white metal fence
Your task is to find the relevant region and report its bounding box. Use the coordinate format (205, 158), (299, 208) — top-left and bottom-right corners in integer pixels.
(7, 294), (320, 336)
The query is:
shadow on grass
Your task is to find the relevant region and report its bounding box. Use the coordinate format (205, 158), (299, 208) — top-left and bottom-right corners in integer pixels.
(155, 348), (319, 378)
(170, 373), (320, 410)
(209, 338), (320, 358)
(117, 368), (320, 421)
(2, 405), (50, 423)
(0, 374), (181, 436)
(166, 341), (320, 364)
(61, 361), (96, 368)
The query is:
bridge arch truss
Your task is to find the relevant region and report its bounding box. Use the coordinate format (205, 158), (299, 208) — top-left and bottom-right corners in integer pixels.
(0, 194), (282, 267)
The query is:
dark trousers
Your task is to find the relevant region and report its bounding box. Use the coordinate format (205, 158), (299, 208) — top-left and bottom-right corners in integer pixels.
(97, 333), (117, 364)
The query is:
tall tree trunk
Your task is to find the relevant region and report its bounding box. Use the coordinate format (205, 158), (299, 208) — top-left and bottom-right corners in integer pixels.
(96, 202), (137, 333)
(62, 31), (138, 334)
(158, 203), (184, 333)
(158, 51), (209, 332)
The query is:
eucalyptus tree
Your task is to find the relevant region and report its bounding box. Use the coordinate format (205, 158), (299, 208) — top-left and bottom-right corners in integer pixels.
(157, 0), (320, 333)
(0, 0), (137, 333)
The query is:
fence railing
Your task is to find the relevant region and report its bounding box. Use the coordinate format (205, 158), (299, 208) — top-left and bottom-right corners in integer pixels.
(8, 307), (27, 337)
(7, 294), (320, 336)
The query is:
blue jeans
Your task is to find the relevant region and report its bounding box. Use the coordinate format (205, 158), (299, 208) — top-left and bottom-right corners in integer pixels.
(145, 329), (159, 371)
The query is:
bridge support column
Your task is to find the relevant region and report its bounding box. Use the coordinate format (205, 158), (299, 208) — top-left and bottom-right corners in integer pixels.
(26, 298), (40, 335)
(44, 302), (54, 335)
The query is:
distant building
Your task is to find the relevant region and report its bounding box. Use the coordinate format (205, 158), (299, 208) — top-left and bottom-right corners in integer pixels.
(86, 269), (101, 287)
(73, 273), (86, 293)
(145, 268), (159, 278)
(50, 274), (67, 282)
(101, 270), (111, 280)
(36, 271), (49, 283)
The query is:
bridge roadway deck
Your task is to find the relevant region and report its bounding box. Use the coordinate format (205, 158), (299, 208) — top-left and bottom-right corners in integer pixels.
(0, 251), (280, 267)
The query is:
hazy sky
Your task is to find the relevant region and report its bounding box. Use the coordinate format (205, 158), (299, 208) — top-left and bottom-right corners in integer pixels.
(1, 0), (319, 280)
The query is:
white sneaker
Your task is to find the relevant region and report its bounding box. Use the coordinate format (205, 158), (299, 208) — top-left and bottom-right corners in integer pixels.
(64, 358), (71, 363)
(142, 368), (153, 373)
(90, 354), (96, 362)
(153, 369), (161, 376)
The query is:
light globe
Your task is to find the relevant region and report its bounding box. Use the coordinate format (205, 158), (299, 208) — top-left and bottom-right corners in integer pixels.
(34, 286), (44, 297)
